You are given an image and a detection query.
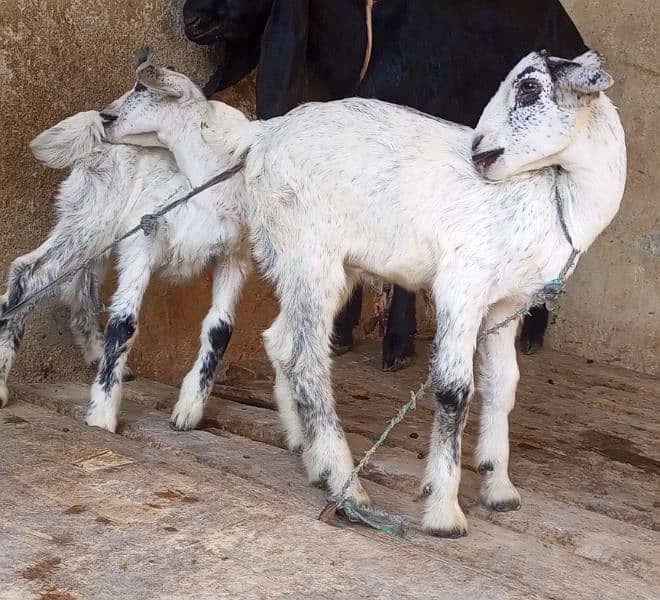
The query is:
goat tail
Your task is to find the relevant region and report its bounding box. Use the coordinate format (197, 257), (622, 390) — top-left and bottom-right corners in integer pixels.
(30, 111), (105, 169)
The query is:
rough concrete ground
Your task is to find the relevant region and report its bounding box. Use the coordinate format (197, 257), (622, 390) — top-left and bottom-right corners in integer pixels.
(1, 341), (658, 599)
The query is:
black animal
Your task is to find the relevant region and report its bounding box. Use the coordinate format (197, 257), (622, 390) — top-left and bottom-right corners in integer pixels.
(182, 0), (586, 370)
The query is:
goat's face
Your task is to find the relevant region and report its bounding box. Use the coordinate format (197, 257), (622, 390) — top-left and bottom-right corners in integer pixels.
(472, 51), (614, 181)
(102, 48), (206, 147)
(182, 0), (272, 44)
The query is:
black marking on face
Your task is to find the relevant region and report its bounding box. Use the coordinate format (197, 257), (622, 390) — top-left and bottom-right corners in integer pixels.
(514, 66), (542, 82)
(134, 82), (148, 93)
(198, 320), (233, 392)
(99, 314), (136, 392)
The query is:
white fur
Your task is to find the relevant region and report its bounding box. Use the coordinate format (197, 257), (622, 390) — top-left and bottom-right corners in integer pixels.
(104, 51), (626, 533)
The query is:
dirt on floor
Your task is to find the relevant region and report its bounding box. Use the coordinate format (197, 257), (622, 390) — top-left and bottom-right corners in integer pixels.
(1, 340), (658, 599)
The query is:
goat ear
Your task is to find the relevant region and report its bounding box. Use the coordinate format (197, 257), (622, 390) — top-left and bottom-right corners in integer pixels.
(203, 38), (261, 98)
(135, 61), (183, 98)
(548, 51), (614, 94)
(132, 45), (155, 71)
(256, 0), (309, 119)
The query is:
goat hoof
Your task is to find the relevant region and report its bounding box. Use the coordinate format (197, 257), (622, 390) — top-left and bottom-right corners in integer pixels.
(122, 365), (136, 381)
(422, 498), (468, 538)
(481, 478), (522, 512)
(169, 410), (201, 432)
(311, 470), (331, 492)
(382, 335), (415, 371)
(426, 526), (469, 539)
(382, 355), (413, 372)
(520, 336), (543, 355)
(488, 498), (522, 512)
(85, 410), (118, 434)
(0, 383), (8, 408)
(331, 343), (353, 356)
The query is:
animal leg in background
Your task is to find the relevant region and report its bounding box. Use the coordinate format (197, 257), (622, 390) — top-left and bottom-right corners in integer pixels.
(382, 285), (416, 371)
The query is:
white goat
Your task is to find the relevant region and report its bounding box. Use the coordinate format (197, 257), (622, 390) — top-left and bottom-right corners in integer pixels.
(103, 49), (626, 536)
(0, 110), (250, 434)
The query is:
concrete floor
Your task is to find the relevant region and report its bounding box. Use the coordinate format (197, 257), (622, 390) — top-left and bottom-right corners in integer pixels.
(1, 341), (658, 599)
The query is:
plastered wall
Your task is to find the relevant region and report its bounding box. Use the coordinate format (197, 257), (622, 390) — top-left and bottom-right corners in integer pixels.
(0, 0), (657, 391)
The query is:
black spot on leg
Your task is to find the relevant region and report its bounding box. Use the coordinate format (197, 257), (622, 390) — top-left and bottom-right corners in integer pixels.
(6, 264), (28, 310)
(434, 384), (471, 464)
(311, 469), (331, 491)
(99, 315), (136, 393)
(478, 461), (494, 475)
(198, 320), (233, 392)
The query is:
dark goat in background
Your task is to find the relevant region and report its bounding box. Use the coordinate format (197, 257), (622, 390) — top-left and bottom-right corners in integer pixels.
(182, 0), (586, 370)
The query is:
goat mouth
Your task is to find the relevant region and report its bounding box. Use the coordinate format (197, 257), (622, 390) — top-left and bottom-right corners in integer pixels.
(100, 113), (118, 126)
(185, 23), (224, 44)
(472, 148), (504, 174)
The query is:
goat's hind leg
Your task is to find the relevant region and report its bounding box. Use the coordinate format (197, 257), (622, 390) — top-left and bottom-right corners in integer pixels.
(475, 300), (522, 511)
(264, 267), (370, 506)
(0, 241), (63, 407)
(170, 253), (250, 431)
(264, 313), (305, 454)
(62, 262), (106, 367)
(0, 314), (25, 408)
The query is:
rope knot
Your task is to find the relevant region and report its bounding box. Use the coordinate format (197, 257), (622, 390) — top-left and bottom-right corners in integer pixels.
(536, 279), (566, 305)
(140, 214), (159, 236)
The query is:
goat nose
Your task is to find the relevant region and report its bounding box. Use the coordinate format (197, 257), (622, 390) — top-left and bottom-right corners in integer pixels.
(472, 135), (484, 153)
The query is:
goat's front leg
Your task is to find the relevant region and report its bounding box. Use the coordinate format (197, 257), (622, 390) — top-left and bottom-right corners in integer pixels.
(475, 300), (522, 512)
(170, 253), (250, 431)
(86, 242), (154, 433)
(422, 283), (485, 537)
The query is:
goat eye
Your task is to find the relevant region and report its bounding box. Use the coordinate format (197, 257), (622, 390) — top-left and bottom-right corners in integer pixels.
(517, 79), (541, 105)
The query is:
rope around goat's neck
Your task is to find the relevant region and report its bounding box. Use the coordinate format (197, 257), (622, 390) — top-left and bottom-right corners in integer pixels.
(0, 164), (244, 322)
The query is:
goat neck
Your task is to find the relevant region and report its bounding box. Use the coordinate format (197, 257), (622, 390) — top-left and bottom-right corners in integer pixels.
(555, 94), (626, 251)
(159, 102), (237, 187)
